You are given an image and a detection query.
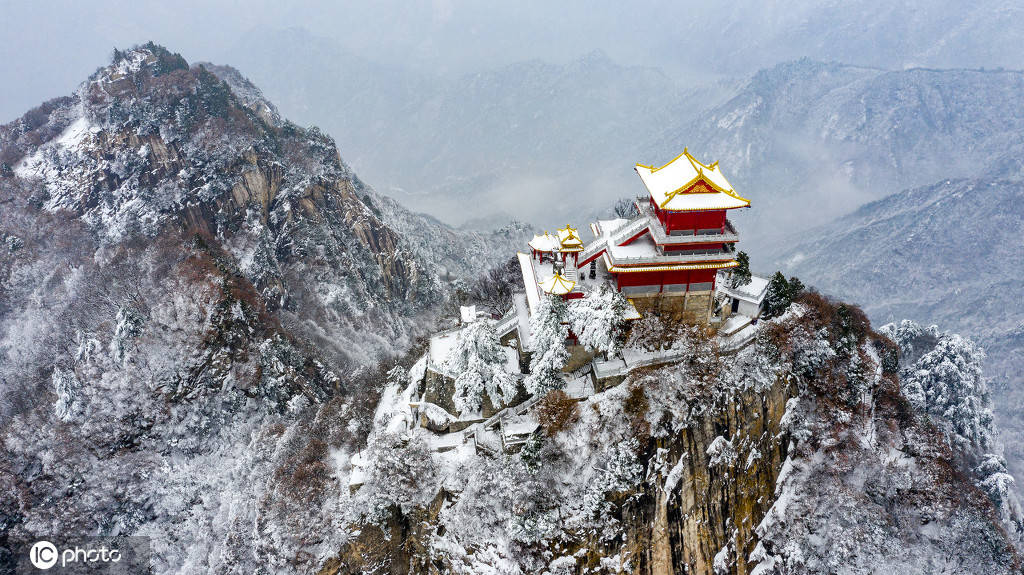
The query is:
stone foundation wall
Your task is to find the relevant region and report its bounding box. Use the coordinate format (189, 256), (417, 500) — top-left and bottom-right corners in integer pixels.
(630, 291), (714, 324)
(564, 344), (596, 373)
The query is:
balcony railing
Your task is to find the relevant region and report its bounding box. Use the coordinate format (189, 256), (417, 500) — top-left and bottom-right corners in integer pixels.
(635, 200), (740, 245)
(605, 246), (735, 266)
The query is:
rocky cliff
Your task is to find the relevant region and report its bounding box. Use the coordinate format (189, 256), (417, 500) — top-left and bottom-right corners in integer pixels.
(0, 44), (516, 573)
(331, 296), (1022, 574)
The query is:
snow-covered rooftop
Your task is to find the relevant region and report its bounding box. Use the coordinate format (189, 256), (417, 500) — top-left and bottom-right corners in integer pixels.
(717, 273), (770, 303)
(517, 252), (542, 314)
(556, 225), (584, 250)
(429, 329), (461, 366)
(595, 218), (629, 238)
(635, 149), (750, 212)
(528, 232), (560, 253)
(538, 273), (576, 295)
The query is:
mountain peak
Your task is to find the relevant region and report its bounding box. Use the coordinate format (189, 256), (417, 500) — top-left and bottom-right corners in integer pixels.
(94, 42), (190, 83)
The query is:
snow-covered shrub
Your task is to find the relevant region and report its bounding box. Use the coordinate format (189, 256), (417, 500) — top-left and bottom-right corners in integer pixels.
(566, 284), (630, 356)
(110, 304), (146, 364)
(879, 319), (940, 366)
(546, 555), (577, 575)
(51, 366), (84, 421)
(625, 314), (667, 352)
(707, 436), (738, 468)
(599, 437), (643, 494)
(525, 295), (569, 395)
(443, 319), (517, 414)
(975, 453), (1024, 533)
(621, 382), (650, 436)
(578, 438), (643, 526)
(354, 431), (439, 524)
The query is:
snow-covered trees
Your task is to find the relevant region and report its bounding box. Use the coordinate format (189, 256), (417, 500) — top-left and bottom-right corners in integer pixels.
(729, 251), (752, 288)
(881, 320), (994, 449)
(355, 432), (439, 523)
(566, 284), (630, 356)
(443, 319), (517, 414)
(907, 333), (992, 448)
(762, 272), (805, 318)
(613, 197), (639, 219)
(525, 295), (569, 395)
(974, 453), (1024, 538)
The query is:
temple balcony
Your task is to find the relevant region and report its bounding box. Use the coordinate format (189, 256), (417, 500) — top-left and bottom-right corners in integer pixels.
(635, 198), (740, 244)
(606, 234), (735, 266)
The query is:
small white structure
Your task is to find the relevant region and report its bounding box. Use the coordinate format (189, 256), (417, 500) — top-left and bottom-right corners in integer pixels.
(460, 305), (479, 324)
(716, 273), (769, 319)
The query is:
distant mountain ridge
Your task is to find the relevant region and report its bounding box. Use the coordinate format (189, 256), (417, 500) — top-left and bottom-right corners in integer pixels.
(224, 30), (1024, 245)
(225, 28), (740, 227)
(669, 59), (1024, 253)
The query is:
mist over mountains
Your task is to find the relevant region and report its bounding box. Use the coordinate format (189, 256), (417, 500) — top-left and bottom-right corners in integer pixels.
(224, 28), (734, 228)
(679, 60), (1024, 252)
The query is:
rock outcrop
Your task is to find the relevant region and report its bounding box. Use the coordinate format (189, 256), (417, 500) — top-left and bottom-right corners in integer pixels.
(333, 295), (1021, 574)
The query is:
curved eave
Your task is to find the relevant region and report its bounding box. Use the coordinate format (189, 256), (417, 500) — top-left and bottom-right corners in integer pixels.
(604, 253), (739, 273)
(657, 200), (751, 212)
(636, 147), (751, 211)
(539, 274), (577, 295)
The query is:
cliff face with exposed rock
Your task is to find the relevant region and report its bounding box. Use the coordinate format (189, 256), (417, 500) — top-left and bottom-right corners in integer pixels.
(330, 296), (1021, 575)
(0, 44), (520, 574)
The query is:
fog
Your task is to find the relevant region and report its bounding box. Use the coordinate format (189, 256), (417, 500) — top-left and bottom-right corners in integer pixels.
(4, 0), (1024, 232)
(5, 0), (1024, 122)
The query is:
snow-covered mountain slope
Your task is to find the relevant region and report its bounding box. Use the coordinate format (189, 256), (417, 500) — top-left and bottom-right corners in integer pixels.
(332, 298), (1022, 574)
(770, 177), (1024, 478)
(661, 60), (1024, 253)
(0, 43), (518, 573)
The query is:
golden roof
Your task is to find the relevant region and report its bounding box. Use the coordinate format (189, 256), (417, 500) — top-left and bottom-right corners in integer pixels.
(530, 227), (585, 252)
(538, 273), (576, 295)
(557, 224), (584, 248)
(635, 148), (751, 212)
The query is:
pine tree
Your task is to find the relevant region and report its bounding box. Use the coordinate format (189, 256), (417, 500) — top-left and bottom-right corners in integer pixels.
(729, 251), (752, 288)
(762, 271), (805, 318)
(762, 272), (791, 318)
(901, 330), (993, 448)
(524, 295), (569, 395)
(443, 319), (517, 414)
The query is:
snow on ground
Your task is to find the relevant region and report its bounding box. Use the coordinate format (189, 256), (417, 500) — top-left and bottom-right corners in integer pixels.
(15, 112), (93, 182)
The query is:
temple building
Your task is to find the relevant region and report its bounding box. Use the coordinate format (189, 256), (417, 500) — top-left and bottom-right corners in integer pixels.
(518, 148), (750, 324)
(406, 148), (763, 447)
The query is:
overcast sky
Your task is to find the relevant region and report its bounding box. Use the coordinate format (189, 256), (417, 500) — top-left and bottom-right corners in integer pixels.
(4, 0), (1024, 123)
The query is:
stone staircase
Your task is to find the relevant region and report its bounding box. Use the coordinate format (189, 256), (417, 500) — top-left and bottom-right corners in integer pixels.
(578, 240), (607, 266)
(610, 216), (649, 245)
